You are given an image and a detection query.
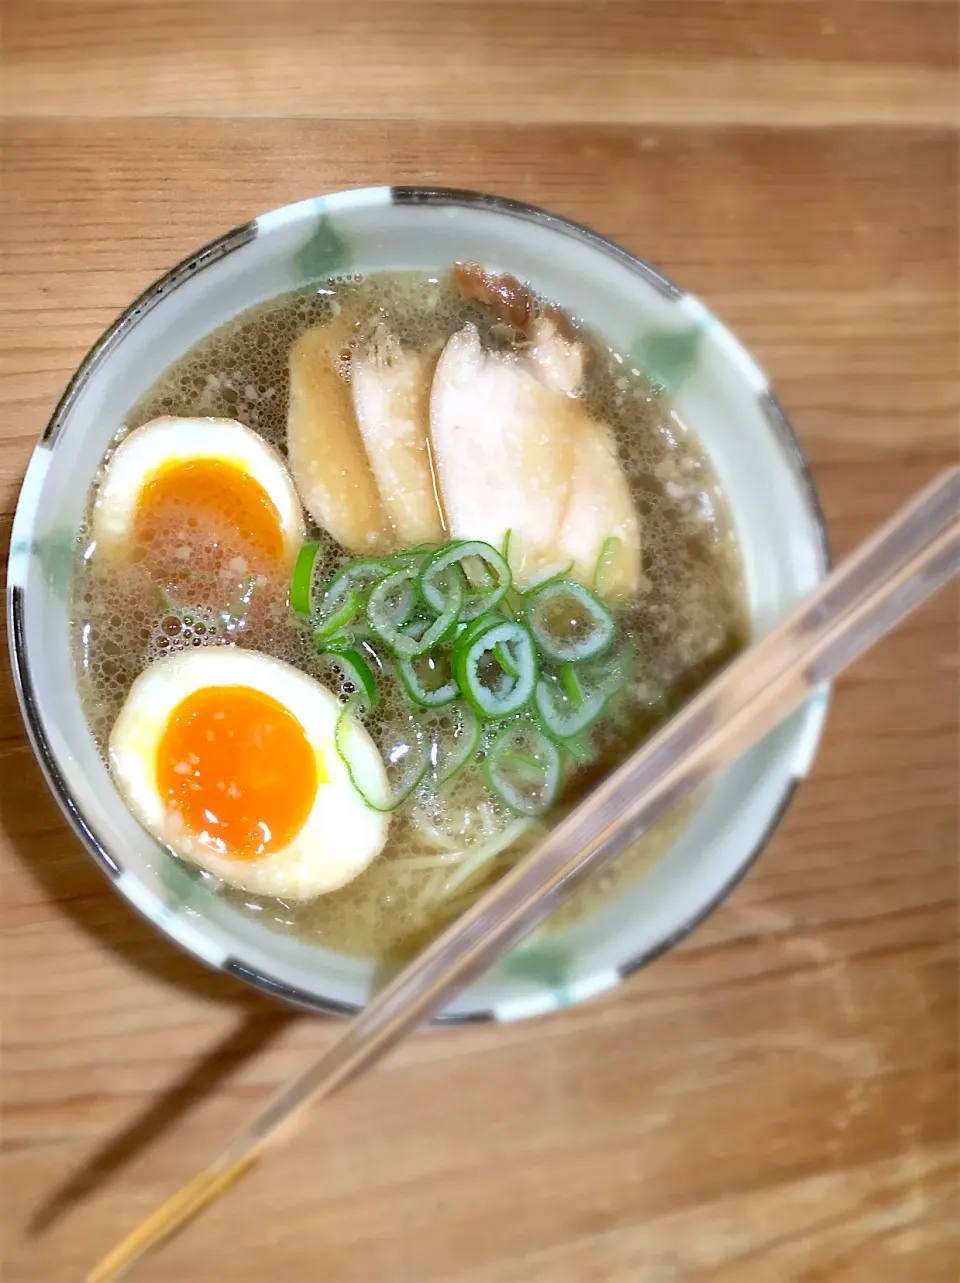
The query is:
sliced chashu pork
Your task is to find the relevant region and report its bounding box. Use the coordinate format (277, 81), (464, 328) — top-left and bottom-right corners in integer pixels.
(501, 315), (640, 597)
(430, 321), (581, 588)
(430, 317), (640, 596)
(350, 326), (445, 546)
(288, 296), (641, 598)
(287, 313), (390, 555)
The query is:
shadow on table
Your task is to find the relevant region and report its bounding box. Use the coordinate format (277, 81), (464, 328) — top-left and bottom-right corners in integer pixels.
(0, 545), (301, 1232)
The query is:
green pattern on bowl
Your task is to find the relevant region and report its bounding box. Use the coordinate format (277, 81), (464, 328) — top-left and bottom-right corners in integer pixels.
(504, 939), (572, 1000)
(10, 531), (78, 601)
(294, 214), (350, 284)
(630, 325), (703, 397)
(157, 853), (214, 915)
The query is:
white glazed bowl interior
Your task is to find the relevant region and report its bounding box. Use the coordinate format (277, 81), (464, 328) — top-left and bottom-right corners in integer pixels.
(8, 188), (828, 1022)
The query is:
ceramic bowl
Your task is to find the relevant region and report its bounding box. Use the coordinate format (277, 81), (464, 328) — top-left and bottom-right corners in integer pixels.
(7, 188), (829, 1022)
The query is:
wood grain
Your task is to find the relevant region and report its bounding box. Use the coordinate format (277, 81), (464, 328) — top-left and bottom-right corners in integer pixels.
(1, 3), (957, 1281)
(3, 1), (956, 125)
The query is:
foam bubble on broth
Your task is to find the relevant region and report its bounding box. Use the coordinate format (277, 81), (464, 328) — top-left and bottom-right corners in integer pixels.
(71, 271), (748, 962)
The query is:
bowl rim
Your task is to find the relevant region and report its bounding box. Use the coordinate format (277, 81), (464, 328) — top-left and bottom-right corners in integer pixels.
(7, 186), (830, 1022)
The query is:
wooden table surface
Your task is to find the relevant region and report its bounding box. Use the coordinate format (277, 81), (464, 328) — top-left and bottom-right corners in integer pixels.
(1, 4), (958, 1281)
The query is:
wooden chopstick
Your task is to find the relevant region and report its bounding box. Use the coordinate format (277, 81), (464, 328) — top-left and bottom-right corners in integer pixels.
(87, 467), (960, 1283)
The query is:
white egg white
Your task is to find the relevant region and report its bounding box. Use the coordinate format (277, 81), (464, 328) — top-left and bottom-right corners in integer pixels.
(92, 416), (306, 564)
(109, 647), (390, 900)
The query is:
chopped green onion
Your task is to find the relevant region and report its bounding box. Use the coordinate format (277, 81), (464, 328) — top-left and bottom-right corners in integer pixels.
(494, 640), (521, 679)
(366, 565), (419, 655)
(305, 537), (634, 823)
(319, 622), (375, 653)
(314, 589), (361, 640)
(485, 722), (561, 816)
(461, 554), (495, 590)
(396, 647), (459, 707)
(420, 540), (512, 621)
(559, 661), (584, 706)
(525, 578), (615, 662)
(536, 641), (636, 739)
(402, 617), (430, 642)
(499, 751), (546, 781)
(416, 581), (465, 651)
(451, 612), (499, 669)
(453, 618), (538, 720)
(593, 536), (621, 597)
(335, 700), (429, 811)
(290, 542), (321, 615)
(421, 701), (481, 783)
(502, 587), (525, 618)
(534, 674), (606, 738)
(317, 647), (379, 711)
(323, 558), (393, 610)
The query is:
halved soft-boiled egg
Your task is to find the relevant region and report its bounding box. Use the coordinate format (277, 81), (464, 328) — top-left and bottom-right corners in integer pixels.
(109, 647), (389, 900)
(92, 416), (306, 590)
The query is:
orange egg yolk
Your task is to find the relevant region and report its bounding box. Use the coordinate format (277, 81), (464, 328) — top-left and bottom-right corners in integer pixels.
(156, 685), (320, 860)
(134, 458), (286, 569)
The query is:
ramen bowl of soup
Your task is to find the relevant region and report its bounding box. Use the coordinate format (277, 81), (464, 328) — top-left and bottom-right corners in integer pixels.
(7, 189), (828, 1021)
